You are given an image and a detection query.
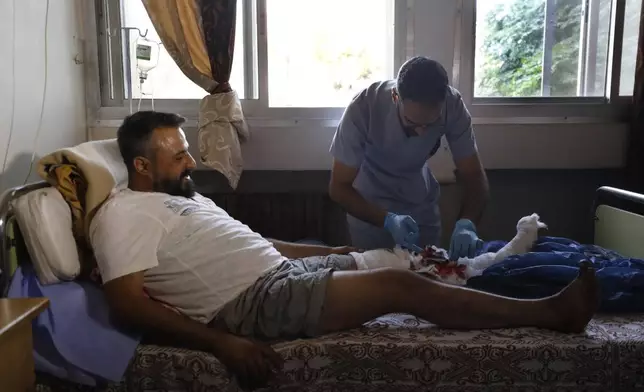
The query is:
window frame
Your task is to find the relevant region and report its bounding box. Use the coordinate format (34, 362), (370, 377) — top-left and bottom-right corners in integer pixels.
(90, 0), (408, 126)
(454, 0), (632, 122)
(88, 0), (635, 128)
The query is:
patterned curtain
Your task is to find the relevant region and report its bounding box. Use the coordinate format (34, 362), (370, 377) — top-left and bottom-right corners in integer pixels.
(627, 3), (644, 192)
(142, 0), (249, 189)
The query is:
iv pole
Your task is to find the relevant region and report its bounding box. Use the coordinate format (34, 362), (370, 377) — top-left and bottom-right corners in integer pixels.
(112, 27), (148, 113)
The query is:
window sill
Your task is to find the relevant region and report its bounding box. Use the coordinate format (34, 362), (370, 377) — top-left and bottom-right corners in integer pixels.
(94, 97), (632, 129)
(93, 113), (629, 130)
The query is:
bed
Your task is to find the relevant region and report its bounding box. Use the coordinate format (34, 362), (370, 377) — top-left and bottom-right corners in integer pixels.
(1, 183), (644, 391)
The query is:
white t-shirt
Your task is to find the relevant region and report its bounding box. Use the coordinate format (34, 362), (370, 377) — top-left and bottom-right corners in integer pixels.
(89, 189), (286, 323)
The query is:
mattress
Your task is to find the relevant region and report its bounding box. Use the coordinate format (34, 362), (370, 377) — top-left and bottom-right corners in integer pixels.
(35, 312), (644, 392)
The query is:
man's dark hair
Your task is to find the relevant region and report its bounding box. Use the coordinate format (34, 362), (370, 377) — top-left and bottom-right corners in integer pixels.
(117, 111), (186, 172)
(396, 56), (449, 104)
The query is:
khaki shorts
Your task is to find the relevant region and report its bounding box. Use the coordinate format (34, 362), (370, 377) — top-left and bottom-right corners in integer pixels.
(212, 254), (356, 339)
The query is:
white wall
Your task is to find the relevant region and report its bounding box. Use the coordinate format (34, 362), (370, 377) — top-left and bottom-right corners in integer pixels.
(91, 120), (628, 182)
(0, 0), (87, 192)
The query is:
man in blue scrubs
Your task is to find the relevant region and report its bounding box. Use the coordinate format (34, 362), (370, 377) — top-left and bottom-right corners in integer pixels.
(329, 56), (489, 260)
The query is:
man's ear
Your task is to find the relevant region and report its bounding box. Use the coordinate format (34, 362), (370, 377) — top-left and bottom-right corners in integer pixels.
(391, 88), (399, 103)
(133, 156), (151, 175)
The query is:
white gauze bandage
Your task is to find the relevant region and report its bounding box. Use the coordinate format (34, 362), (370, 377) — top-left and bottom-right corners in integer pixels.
(348, 213), (547, 284)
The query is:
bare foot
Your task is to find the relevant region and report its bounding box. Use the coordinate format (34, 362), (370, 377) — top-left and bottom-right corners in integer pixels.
(546, 261), (600, 333)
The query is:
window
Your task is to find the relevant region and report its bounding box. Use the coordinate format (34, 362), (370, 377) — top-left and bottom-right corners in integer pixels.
(120, 0), (245, 100)
(266, 0), (395, 107)
(620, 0), (642, 96)
(98, 0), (397, 112)
(474, 0), (612, 98)
(93, 0), (633, 123)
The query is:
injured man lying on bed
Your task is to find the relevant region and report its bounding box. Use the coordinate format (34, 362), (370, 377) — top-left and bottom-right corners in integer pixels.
(91, 111), (600, 388)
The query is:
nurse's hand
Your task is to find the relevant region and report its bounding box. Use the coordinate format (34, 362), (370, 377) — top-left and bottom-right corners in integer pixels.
(449, 219), (484, 260)
(384, 213), (420, 249)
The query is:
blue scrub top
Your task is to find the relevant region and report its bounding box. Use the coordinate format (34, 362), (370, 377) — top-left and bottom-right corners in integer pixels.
(329, 81), (478, 250)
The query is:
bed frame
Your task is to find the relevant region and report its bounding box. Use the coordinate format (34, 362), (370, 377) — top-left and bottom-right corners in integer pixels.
(0, 181), (50, 297)
(594, 186), (644, 259)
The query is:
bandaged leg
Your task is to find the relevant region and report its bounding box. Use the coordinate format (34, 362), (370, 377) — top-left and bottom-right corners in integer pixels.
(350, 247), (411, 271)
(458, 213), (547, 277)
(350, 213), (547, 285)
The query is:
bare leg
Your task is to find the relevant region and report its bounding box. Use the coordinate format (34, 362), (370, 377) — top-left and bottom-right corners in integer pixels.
(319, 262), (599, 334)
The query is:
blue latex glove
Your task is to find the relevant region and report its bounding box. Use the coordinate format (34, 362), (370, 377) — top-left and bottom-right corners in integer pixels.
(384, 213), (420, 250)
(449, 219), (483, 260)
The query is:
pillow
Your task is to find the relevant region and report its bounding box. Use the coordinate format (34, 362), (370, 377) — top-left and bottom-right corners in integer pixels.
(12, 187), (80, 285)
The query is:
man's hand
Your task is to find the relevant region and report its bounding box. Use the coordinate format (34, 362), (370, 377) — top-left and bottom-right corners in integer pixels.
(214, 334), (284, 389)
(103, 273), (283, 389)
(448, 219), (483, 260)
(329, 159), (388, 228)
(454, 152), (489, 229)
(384, 213), (420, 250)
(330, 246), (361, 255)
(269, 239), (358, 259)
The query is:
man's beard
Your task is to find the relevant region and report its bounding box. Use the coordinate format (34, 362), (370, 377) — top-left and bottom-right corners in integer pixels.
(153, 170), (196, 198)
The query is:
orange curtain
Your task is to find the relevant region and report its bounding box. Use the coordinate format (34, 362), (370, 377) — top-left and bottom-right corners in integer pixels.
(142, 0), (249, 189)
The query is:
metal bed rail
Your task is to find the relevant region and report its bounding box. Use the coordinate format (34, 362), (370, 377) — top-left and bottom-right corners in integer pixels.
(0, 181), (51, 297)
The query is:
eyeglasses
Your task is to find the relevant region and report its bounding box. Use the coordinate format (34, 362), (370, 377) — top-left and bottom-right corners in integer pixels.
(397, 102), (443, 133)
